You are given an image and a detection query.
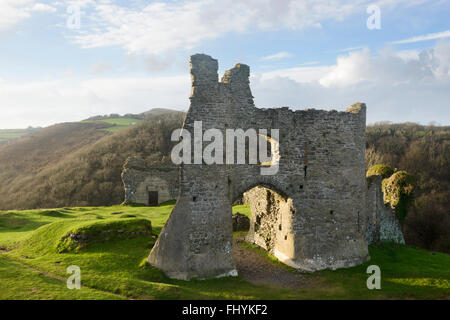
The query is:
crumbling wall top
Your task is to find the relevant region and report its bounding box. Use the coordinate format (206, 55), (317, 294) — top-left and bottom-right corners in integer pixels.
(346, 102), (366, 114)
(221, 63), (250, 84)
(190, 54), (218, 86)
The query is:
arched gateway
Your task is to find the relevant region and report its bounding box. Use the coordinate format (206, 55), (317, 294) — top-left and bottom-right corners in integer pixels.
(148, 54), (370, 280)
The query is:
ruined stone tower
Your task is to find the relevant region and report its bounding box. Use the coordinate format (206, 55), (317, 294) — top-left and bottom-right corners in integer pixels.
(148, 54), (370, 280)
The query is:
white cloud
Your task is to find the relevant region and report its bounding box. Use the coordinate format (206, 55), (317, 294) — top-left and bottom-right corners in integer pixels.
(252, 41), (450, 124)
(318, 46), (446, 88)
(90, 61), (112, 74)
(0, 0), (32, 31)
(336, 46), (367, 53)
(394, 49), (420, 61)
(392, 30), (450, 44)
(319, 49), (373, 88)
(1, 41), (449, 128)
(71, 0), (429, 54)
(260, 52), (293, 61)
(298, 61), (320, 66)
(257, 66), (333, 83)
(31, 3), (57, 12)
(0, 0), (57, 31)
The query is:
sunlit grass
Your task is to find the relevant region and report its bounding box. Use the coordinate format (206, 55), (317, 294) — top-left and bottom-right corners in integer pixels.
(232, 204), (251, 218)
(387, 278), (449, 289)
(0, 129), (32, 144)
(81, 118), (142, 132)
(0, 203), (449, 300)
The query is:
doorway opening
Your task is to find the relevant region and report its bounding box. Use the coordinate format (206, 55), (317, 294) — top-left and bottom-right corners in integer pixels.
(148, 191), (158, 206)
(233, 185), (303, 288)
(237, 185), (293, 252)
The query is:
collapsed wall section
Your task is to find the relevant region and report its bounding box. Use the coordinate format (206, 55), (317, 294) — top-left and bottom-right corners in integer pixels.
(365, 176), (405, 244)
(122, 157), (178, 205)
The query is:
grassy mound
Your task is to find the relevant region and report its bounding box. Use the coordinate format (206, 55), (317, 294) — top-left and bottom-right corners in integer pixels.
(0, 214), (32, 230)
(14, 217), (152, 255)
(56, 218), (152, 253)
(38, 210), (71, 218)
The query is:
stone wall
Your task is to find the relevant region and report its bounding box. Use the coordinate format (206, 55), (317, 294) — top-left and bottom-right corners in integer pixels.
(244, 176), (405, 259)
(121, 157), (178, 205)
(148, 54), (370, 280)
(365, 176), (405, 244)
(244, 186), (294, 255)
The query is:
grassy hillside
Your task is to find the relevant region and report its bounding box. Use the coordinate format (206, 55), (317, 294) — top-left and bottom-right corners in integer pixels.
(0, 122), (110, 174)
(0, 203), (448, 300)
(0, 129), (27, 145)
(81, 118), (142, 133)
(0, 110), (184, 211)
(140, 108), (184, 118)
(0, 128), (41, 146)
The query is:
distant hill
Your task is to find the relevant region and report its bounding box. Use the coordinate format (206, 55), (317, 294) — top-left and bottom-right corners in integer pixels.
(139, 108), (184, 118)
(81, 108), (185, 133)
(0, 122), (110, 175)
(0, 109), (185, 211)
(81, 117), (143, 133)
(83, 108), (185, 121)
(0, 127), (41, 146)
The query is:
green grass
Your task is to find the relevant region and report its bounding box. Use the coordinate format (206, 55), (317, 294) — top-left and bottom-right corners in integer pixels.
(0, 255), (122, 300)
(232, 204), (251, 218)
(81, 118), (142, 132)
(0, 129), (32, 144)
(0, 204), (448, 300)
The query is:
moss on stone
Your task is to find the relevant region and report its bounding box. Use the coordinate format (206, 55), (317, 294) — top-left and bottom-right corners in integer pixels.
(382, 171), (416, 223)
(366, 164), (394, 179)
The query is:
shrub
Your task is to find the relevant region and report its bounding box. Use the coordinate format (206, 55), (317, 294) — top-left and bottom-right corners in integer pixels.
(404, 193), (450, 253)
(366, 164), (394, 179)
(382, 171), (416, 223)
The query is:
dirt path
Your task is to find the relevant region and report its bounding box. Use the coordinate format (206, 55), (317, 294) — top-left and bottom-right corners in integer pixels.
(233, 240), (313, 290)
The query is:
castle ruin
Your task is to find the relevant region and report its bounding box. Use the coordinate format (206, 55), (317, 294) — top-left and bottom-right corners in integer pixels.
(147, 54), (384, 280)
(122, 157), (178, 206)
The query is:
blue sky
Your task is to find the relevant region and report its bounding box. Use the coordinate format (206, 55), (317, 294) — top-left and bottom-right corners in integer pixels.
(0, 0), (449, 128)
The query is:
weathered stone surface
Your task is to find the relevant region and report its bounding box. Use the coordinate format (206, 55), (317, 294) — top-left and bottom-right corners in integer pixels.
(232, 212), (250, 231)
(245, 186), (292, 252)
(121, 157), (178, 205)
(365, 176), (405, 244)
(148, 54), (370, 279)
